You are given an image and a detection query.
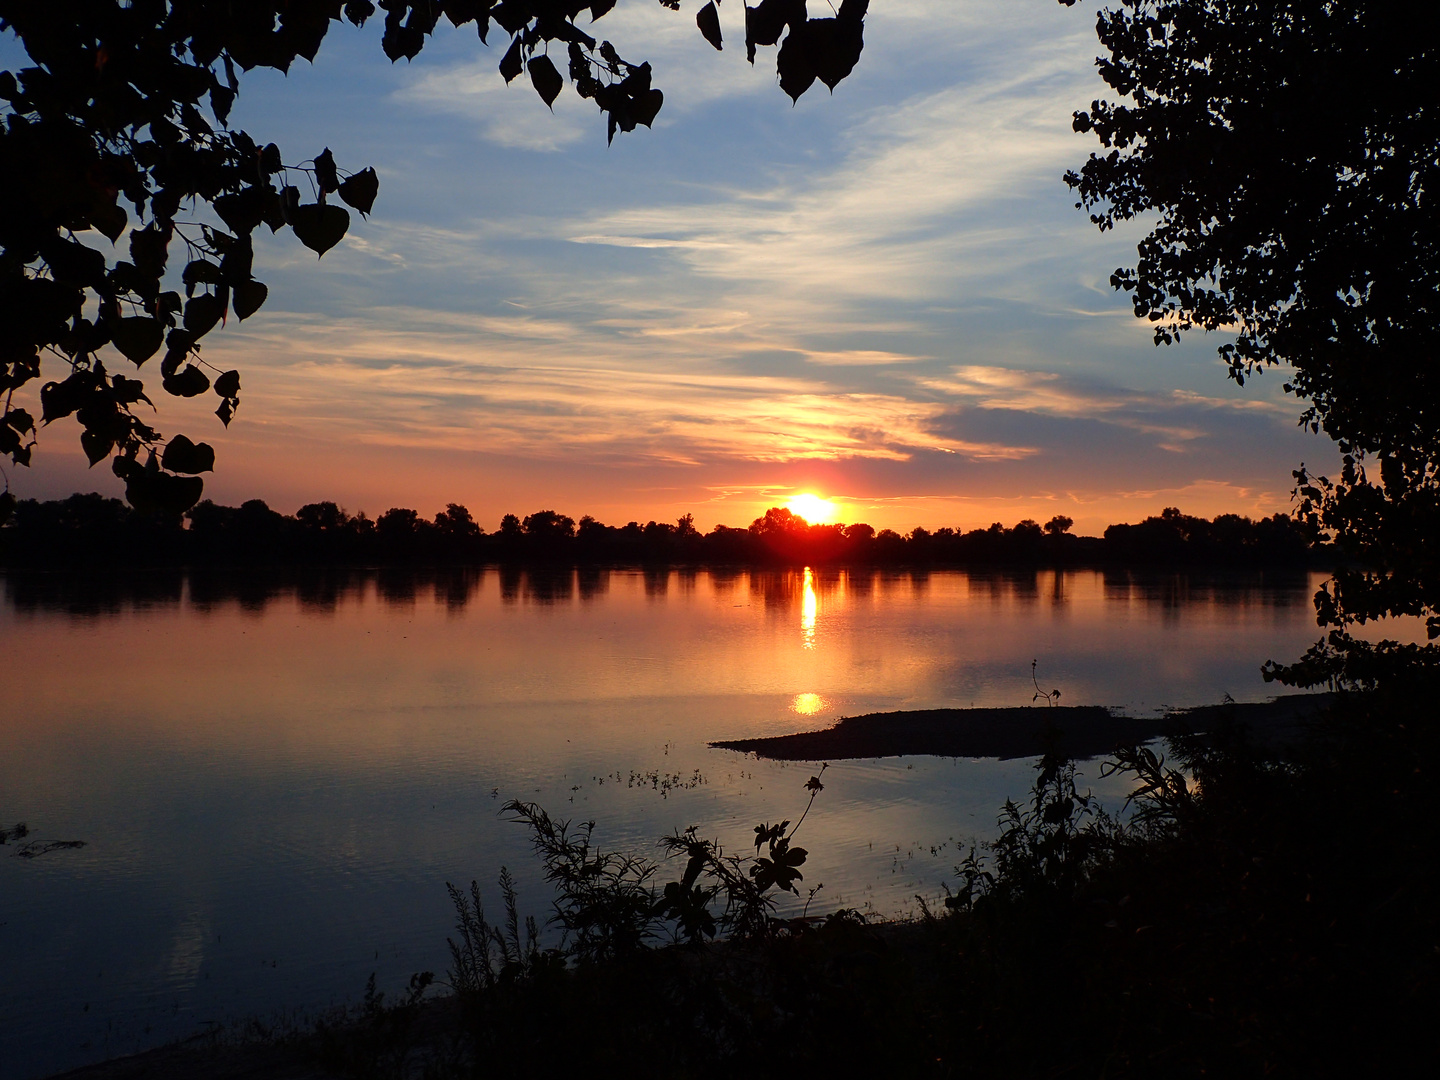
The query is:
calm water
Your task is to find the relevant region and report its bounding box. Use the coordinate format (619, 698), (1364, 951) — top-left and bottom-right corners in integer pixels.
(2, 566), (1328, 1077)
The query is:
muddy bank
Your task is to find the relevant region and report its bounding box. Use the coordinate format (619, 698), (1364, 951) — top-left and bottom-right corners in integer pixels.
(710, 694), (1336, 762)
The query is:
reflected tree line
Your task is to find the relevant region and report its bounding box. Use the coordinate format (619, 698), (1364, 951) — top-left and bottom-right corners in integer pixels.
(0, 561), (1313, 618)
(0, 494), (1322, 571)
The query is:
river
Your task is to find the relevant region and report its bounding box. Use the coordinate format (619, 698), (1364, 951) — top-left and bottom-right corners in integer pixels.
(1, 565), (1328, 1077)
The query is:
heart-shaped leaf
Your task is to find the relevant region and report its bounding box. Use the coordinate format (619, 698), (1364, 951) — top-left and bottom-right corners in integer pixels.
(91, 200), (128, 243)
(632, 88), (663, 128)
(182, 259), (223, 295)
(125, 469), (204, 516)
(777, 22), (817, 101)
(162, 364), (211, 398)
(213, 187), (264, 234)
(110, 317), (165, 365)
(290, 203), (350, 257)
(183, 293), (224, 338)
(232, 280), (268, 320)
(213, 369), (241, 399)
(337, 167), (379, 216)
(41, 379), (80, 423)
(80, 429), (113, 466)
(161, 433), (215, 474)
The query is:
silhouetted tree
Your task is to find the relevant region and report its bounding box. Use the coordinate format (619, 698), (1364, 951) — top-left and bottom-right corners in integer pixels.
(1044, 515), (1074, 537)
(1062, 0), (1440, 682)
(435, 502), (481, 538)
(0, 1), (869, 521)
(522, 509), (576, 540)
(296, 500), (348, 532)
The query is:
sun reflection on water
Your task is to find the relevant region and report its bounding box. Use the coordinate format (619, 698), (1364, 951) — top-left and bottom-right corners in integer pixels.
(801, 566), (817, 649)
(792, 692), (826, 715)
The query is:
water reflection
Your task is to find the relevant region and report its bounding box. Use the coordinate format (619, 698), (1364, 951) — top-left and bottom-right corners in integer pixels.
(801, 567), (818, 649)
(0, 565), (1325, 619)
(792, 692), (827, 715)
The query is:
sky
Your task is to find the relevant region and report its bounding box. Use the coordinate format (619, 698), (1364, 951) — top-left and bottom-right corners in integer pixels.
(7, 1), (1334, 535)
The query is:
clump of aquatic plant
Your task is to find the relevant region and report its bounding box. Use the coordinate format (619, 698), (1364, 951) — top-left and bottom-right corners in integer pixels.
(446, 868), (558, 991)
(948, 744), (1105, 914)
(493, 764), (829, 967)
(655, 765), (829, 943)
(2, 820), (86, 858)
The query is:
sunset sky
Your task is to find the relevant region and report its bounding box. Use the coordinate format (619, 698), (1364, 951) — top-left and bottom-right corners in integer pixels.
(11, 1), (1329, 534)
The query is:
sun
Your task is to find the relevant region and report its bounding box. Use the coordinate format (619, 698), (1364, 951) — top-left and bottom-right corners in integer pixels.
(785, 493), (838, 524)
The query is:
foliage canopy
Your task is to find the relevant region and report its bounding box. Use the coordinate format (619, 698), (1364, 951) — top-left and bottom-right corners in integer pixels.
(0, 0), (868, 518)
(1062, 0), (1440, 680)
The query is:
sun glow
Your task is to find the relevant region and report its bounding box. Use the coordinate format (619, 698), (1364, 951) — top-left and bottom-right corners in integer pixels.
(792, 693), (827, 716)
(785, 493), (838, 524)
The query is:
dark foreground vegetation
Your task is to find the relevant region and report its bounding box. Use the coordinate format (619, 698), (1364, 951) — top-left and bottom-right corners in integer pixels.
(1, 493), (1322, 569)
(57, 684), (1438, 1080)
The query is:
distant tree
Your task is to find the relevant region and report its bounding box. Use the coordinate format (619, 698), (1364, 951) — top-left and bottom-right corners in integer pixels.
(434, 502), (481, 539)
(749, 506), (806, 538)
(0, 0), (870, 519)
(577, 514), (607, 544)
(377, 505), (420, 539)
(523, 509), (576, 540)
(1062, 0), (1440, 682)
(296, 500), (348, 531)
(1044, 515), (1074, 537)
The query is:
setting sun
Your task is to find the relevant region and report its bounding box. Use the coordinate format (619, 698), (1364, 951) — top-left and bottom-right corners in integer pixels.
(785, 493), (839, 524)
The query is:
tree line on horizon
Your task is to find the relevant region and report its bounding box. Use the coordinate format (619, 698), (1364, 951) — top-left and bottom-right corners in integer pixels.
(0, 492), (1322, 569)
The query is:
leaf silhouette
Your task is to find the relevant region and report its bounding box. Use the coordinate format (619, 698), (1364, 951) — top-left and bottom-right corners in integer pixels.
(290, 203), (350, 257)
(182, 260), (222, 295)
(745, 0), (796, 64)
(213, 370), (241, 399)
(529, 55), (563, 108)
(232, 280), (268, 321)
(160, 434), (215, 474)
(776, 21), (816, 101)
(91, 201), (127, 243)
(183, 293), (224, 337)
(162, 365), (211, 398)
(500, 37), (525, 83)
(313, 148), (339, 193)
(124, 468), (204, 516)
(337, 167), (379, 216)
(109, 317), (164, 365)
(80, 429), (113, 467)
(697, 2), (723, 51)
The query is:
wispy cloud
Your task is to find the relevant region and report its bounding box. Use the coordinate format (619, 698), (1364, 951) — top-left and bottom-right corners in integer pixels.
(208, 311), (1035, 466)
